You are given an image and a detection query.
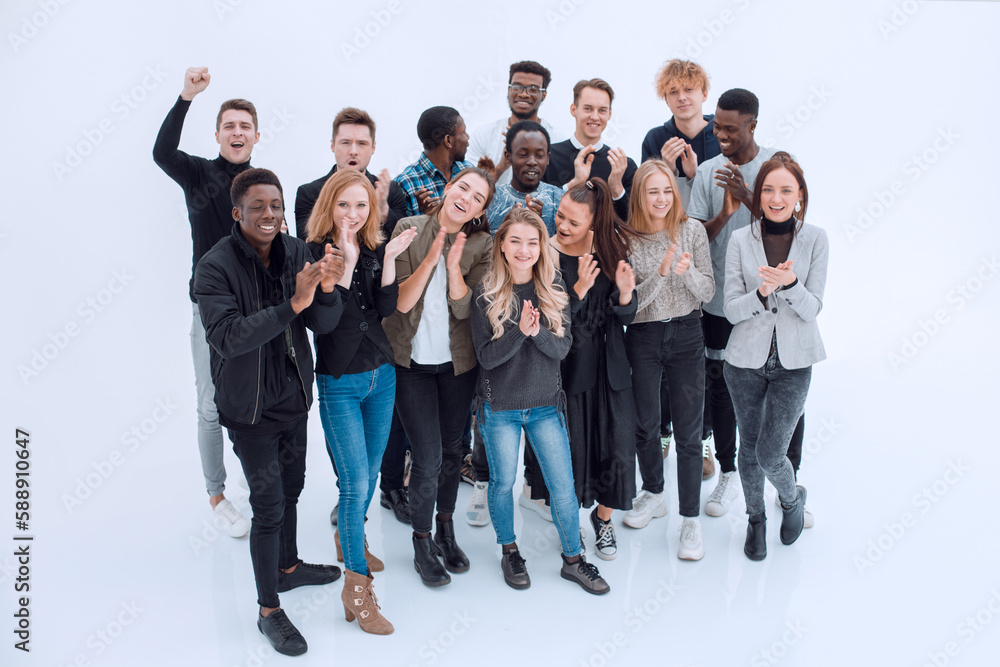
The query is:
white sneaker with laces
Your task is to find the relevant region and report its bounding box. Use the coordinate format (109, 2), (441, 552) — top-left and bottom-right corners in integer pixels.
(705, 471), (738, 517)
(623, 491), (668, 529)
(677, 517), (705, 560)
(518, 483), (554, 522)
(214, 499), (250, 537)
(465, 481), (490, 526)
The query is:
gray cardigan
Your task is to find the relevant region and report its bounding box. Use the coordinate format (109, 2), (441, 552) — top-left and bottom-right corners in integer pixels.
(723, 221), (828, 370)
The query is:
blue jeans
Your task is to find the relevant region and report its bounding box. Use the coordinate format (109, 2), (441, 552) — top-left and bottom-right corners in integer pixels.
(317, 364), (396, 576)
(479, 402), (581, 557)
(724, 346), (811, 517)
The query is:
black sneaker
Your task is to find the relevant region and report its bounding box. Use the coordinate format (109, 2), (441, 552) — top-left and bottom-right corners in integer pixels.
(257, 608), (307, 656)
(560, 554), (610, 595)
(380, 488), (412, 525)
(501, 548), (530, 590)
(460, 454), (476, 485)
(276, 561), (341, 593)
(589, 508), (618, 561)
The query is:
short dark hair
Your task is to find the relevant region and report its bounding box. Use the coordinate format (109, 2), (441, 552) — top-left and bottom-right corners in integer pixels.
(504, 120), (551, 154)
(572, 78), (615, 106)
(231, 168), (283, 208)
(718, 88), (759, 119)
(509, 60), (552, 89)
(417, 106), (462, 151)
(217, 98), (258, 132)
(332, 107), (376, 141)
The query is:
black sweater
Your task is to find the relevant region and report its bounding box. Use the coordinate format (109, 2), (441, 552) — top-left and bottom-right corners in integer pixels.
(295, 166), (408, 240)
(153, 96), (252, 301)
(543, 140), (637, 221)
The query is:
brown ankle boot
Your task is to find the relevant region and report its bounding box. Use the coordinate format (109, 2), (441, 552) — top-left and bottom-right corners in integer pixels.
(342, 569), (394, 635)
(335, 529), (385, 572)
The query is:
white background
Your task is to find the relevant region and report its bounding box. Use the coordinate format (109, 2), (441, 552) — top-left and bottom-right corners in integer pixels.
(3, 0), (1000, 665)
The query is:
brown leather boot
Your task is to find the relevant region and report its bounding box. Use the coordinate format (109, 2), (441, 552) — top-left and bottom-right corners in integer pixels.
(334, 529), (385, 572)
(342, 569), (394, 635)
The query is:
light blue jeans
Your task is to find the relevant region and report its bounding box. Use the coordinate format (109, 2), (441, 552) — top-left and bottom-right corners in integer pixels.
(479, 402), (581, 557)
(191, 302), (226, 496)
(317, 364), (396, 576)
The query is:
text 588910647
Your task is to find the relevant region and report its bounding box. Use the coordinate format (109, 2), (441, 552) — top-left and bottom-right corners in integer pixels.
(14, 428), (32, 653)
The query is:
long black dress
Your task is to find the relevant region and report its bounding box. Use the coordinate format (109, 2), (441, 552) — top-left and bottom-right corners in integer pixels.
(533, 250), (638, 510)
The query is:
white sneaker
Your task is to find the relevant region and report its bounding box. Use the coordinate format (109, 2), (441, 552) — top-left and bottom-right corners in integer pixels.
(775, 491), (814, 528)
(518, 483), (554, 522)
(677, 517), (705, 561)
(623, 491), (668, 529)
(213, 499), (250, 537)
(705, 471), (738, 517)
(466, 481), (490, 526)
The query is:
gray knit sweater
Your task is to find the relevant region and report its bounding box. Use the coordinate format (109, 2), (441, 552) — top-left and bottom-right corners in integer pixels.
(471, 279), (572, 413)
(630, 221), (715, 323)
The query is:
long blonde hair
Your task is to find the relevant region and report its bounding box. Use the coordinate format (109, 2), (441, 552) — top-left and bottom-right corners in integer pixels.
(628, 160), (688, 243)
(481, 208), (567, 340)
(305, 170), (384, 250)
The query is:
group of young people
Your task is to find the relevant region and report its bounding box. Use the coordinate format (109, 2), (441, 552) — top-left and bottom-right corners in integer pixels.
(154, 58), (828, 656)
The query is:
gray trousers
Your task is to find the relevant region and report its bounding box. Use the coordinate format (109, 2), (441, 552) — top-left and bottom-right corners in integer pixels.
(191, 303), (227, 496)
(724, 342), (811, 517)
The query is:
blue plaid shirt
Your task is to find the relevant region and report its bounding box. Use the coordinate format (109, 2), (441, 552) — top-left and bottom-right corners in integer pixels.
(394, 153), (474, 217)
(486, 182), (563, 236)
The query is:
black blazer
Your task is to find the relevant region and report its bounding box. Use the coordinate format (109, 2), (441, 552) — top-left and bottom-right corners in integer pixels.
(295, 167), (407, 240)
(308, 241), (399, 378)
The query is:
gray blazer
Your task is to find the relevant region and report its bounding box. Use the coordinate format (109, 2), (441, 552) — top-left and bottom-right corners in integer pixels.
(723, 222), (828, 370)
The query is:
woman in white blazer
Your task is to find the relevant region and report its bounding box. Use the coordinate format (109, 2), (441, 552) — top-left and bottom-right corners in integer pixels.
(722, 152), (828, 561)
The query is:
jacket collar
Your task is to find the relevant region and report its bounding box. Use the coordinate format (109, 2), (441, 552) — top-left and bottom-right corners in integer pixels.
(231, 223), (287, 274)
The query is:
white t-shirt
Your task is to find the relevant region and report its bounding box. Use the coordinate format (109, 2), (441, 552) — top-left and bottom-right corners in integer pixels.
(466, 116), (561, 187)
(410, 256), (453, 364)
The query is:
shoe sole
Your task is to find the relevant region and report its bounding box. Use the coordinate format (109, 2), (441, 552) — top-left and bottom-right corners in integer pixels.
(560, 571), (610, 595)
(744, 548), (766, 561)
(704, 503), (729, 517)
(678, 549), (705, 561)
(503, 576), (531, 590)
(594, 549), (617, 561)
(258, 622), (307, 656)
(414, 562), (451, 587)
(622, 505), (668, 529)
(465, 513), (490, 527)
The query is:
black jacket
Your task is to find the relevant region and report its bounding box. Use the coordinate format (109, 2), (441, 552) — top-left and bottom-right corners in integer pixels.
(193, 225), (343, 427)
(543, 140), (637, 222)
(307, 240), (399, 378)
(295, 166), (408, 240)
(153, 96), (252, 301)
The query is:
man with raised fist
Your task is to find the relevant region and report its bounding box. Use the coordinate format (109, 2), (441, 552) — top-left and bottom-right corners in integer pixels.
(194, 168), (345, 657)
(153, 67), (259, 537)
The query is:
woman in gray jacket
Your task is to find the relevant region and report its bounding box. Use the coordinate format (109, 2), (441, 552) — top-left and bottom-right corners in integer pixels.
(722, 152), (828, 561)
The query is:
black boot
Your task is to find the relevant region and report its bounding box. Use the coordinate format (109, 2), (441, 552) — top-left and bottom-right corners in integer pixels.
(412, 534), (451, 587)
(780, 485), (807, 545)
(744, 513), (767, 561)
(434, 518), (470, 573)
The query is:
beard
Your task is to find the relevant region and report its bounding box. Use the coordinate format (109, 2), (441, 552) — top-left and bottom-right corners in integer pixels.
(510, 105), (536, 121)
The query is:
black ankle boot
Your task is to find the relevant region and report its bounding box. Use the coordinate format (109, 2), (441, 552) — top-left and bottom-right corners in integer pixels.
(434, 518), (470, 573)
(412, 534), (451, 587)
(780, 485), (807, 545)
(744, 513), (767, 561)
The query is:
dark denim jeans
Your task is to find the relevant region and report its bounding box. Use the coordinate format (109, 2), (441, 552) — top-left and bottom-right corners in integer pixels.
(724, 346), (811, 517)
(395, 361), (477, 534)
(317, 365), (396, 576)
(703, 312), (738, 473)
(229, 416), (307, 609)
(625, 313), (705, 517)
(380, 407), (409, 492)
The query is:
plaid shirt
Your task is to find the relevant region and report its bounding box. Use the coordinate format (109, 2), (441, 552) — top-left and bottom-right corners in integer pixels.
(394, 153), (474, 217)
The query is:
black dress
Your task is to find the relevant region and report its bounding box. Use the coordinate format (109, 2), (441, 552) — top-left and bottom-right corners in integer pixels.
(533, 250), (638, 510)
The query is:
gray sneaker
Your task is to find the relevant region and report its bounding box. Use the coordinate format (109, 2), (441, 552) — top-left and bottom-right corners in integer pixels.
(560, 554), (610, 595)
(501, 548), (530, 590)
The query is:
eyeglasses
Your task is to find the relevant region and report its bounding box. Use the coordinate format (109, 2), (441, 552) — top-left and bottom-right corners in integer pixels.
(509, 84), (545, 96)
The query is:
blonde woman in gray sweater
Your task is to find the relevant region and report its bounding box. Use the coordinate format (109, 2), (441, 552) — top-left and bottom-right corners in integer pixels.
(623, 160), (715, 560)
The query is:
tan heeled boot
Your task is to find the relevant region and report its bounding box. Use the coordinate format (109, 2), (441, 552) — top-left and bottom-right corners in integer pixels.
(342, 569), (394, 635)
(334, 529), (385, 572)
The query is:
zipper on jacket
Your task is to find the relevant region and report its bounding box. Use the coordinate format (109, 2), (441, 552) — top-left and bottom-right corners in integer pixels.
(252, 262), (263, 424)
(282, 274), (311, 409)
